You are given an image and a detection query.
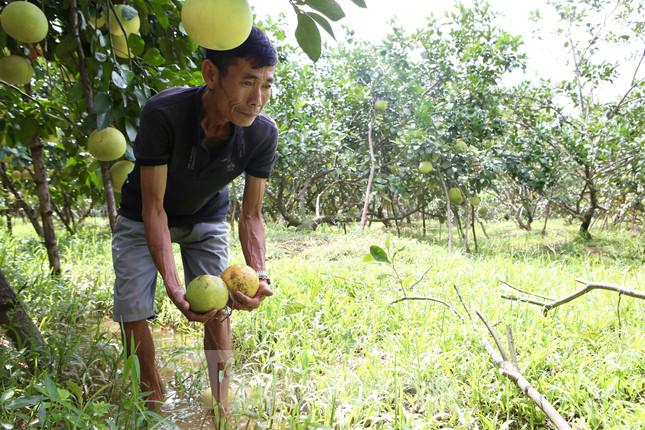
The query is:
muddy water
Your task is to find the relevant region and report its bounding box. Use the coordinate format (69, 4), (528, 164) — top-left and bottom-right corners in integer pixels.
(101, 320), (223, 429)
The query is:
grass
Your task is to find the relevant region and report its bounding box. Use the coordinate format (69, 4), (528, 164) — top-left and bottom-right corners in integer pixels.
(0, 217), (643, 429)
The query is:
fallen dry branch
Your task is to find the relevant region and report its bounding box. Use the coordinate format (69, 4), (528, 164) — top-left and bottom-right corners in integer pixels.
(501, 279), (644, 315)
(389, 296), (462, 320)
(475, 310), (572, 430)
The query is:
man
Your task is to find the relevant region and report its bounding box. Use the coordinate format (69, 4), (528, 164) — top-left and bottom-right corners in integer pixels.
(111, 26), (277, 420)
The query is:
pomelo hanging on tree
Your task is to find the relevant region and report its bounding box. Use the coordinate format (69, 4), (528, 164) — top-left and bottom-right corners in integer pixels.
(181, 0), (253, 50)
(108, 4), (140, 36)
(448, 187), (464, 205)
(88, 127), (126, 161)
(109, 160), (134, 192)
(0, 55), (33, 85)
(0, 1), (48, 43)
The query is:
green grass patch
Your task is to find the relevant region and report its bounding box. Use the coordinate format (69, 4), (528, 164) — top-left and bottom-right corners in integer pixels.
(0, 218), (643, 429)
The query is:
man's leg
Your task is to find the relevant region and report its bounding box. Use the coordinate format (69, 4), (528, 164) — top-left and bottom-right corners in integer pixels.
(204, 316), (232, 422)
(176, 221), (230, 419)
(122, 320), (164, 410)
(112, 216), (163, 409)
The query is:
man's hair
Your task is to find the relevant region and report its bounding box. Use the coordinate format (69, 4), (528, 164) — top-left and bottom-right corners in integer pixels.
(204, 26), (277, 77)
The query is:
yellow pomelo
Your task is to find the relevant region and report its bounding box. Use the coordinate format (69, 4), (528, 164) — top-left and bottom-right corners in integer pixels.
(186, 275), (229, 313)
(221, 264), (259, 297)
(109, 160), (134, 192)
(448, 187), (463, 205)
(181, 0), (252, 50)
(0, 55), (33, 85)
(111, 33), (131, 59)
(108, 4), (140, 36)
(88, 127), (126, 161)
(0, 1), (49, 43)
(418, 161), (433, 174)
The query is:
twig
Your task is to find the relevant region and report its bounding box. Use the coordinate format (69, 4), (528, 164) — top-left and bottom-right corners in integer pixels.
(389, 296), (461, 320)
(500, 280), (554, 301)
(506, 325), (518, 368)
(617, 293), (622, 333)
(476, 310), (573, 430)
(501, 279), (644, 315)
(0, 80), (73, 124)
(452, 284), (473, 322)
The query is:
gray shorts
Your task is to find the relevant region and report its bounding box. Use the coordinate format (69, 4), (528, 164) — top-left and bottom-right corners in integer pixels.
(111, 216), (229, 322)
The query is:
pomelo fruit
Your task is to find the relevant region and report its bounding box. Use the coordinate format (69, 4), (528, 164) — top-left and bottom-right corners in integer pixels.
(0, 55), (33, 85)
(181, 0), (253, 50)
(221, 264), (259, 297)
(469, 195), (481, 207)
(478, 206), (488, 217)
(418, 161), (433, 174)
(88, 127), (126, 161)
(454, 140), (469, 153)
(109, 160), (134, 192)
(448, 187), (463, 205)
(111, 33), (132, 59)
(0, 1), (49, 43)
(186, 274), (229, 313)
(108, 4), (140, 36)
(374, 99), (388, 112)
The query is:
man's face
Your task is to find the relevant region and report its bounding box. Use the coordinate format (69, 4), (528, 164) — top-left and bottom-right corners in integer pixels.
(211, 58), (275, 127)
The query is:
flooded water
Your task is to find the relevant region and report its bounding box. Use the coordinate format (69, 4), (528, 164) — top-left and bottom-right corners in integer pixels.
(101, 320), (229, 429)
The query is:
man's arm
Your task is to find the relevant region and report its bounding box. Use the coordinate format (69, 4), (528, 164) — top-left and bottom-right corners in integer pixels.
(232, 174), (273, 311)
(140, 165), (219, 322)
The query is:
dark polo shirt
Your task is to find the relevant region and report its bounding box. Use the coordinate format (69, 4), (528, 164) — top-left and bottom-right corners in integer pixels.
(119, 85), (278, 226)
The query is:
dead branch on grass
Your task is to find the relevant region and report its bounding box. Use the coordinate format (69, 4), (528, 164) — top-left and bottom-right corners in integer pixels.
(389, 296), (462, 320)
(475, 310), (573, 430)
(501, 279), (645, 316)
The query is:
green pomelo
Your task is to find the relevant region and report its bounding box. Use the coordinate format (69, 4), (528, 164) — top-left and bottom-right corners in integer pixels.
(448, 187), (463, 204)
(181, 0), (252, 50)
(109, 160), (134, 192)
(0, 1), (49, 43)
(454, 140), (469, 153)
(11, 170), (21, 180)
(418, 161), (433, 174)
(0, 55), (33, 85)
(186, 275), (229, 313)
(469, 195), (481, 207)
(478, 206), (489, 217)
(88, 127), (126, 161)
(111, 33), (132, 59)
(375, 99), (388, 112)
(221, 264), (259, 297)
(109, 4), (140, 36)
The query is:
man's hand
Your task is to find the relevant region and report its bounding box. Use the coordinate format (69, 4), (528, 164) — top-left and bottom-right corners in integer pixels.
(229, 279), (273, 311)
(166, 286), (225, 323)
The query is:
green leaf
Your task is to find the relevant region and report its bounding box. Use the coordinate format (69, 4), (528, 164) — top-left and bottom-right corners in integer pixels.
(125, 121), (137, 142)
(369, 245), (389, 263)
(295, 12), (321, 62)
(111, 69), (128, 89)
(142, 48), (164, 66)
(305, 0), (345, 21)
(350, 0), (367, 7)
(0, 389), (14, 402)
(127, 33), (145, 56)
(362, 253), (375, 263)
(93, 92), (111, 114)
(6, 395), (46, 410)
(307, 12), (335, 39)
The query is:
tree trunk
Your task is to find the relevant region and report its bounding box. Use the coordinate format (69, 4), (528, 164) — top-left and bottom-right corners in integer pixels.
(29, 136), (61, 275)
(579, 207), (594, 240)
(70, 0), (118, 231)
(541, 202), (550, 236)
(0, 164), (43, 237)
(440, 176), (453, 252)
(0, 270), (49, 373)
(421, 205), (426, 237)
(471, 204), (478, 253)
(359, 123), (376, 232)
